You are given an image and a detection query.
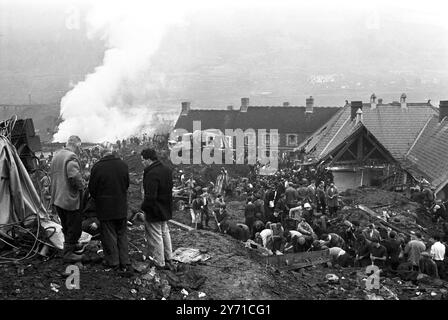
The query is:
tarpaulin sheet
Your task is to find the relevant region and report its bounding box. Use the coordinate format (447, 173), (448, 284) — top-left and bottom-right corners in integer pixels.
(0, 135), (91, 249)
(0, 136), (48, 229)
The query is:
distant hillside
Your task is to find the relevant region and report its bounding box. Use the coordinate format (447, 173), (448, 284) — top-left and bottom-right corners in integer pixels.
(0, 2), (105, 104)
(1, 4), (448, 112)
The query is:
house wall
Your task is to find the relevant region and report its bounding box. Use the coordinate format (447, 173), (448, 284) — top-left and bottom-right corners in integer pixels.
(436, 185), (448, 201)
(333, 171), (363, 191)
(332, 169), (382, 191)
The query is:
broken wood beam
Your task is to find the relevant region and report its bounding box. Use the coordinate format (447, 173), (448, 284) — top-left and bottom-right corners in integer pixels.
(265, 249), (331, 271)
(356, 204), (412, 237)
(168, 219), (195, 231)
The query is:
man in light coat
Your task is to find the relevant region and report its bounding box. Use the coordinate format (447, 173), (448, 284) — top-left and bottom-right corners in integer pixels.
(50, 135), (85, 262)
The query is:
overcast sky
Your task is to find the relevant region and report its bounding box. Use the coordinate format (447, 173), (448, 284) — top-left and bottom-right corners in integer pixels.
(1, 0), (448, 106)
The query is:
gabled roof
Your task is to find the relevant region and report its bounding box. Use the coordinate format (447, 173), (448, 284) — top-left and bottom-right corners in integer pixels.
(298, 102), (437, 161)
(320, 122), (396, 166)
(174, 106), (341, 135)
(404, 116), (448, 190)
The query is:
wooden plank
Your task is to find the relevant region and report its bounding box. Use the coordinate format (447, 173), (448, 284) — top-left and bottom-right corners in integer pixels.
(168, 219), (195, 231)
(265, 249), (331, 270)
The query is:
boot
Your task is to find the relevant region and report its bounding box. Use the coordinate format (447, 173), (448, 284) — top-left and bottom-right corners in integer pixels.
(63, 251), (84, 263)
(73, 243), (87, 254)
(63, 244), (84, 263)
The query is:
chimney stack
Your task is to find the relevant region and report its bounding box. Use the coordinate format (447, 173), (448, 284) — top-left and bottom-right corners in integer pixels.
(240, 97), (249, 112)
(351, 101), (363, 120)
(306, 96), (314, 113)
(283, 102), (290, 107)
(378, 98), (383, 105)
(181, 101), (191, 116)
(356, 108), (363, 124)
(227, 105), (234, 111)
(370, 93), (377, 109)
(400, 93), (407, 109)
(440, 101), (448, 122)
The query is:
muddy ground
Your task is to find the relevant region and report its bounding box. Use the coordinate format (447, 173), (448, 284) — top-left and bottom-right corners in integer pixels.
(1, 153), (447, 300)
(1, 186), (448, 300)
(2, 218), (448, 300)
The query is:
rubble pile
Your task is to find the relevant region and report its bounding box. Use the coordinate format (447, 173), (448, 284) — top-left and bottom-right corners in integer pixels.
(326, 187), (441, 239)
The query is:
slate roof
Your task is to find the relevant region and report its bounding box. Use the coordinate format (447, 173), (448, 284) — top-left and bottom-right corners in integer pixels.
(298, 102), (437, 161)
(404, 116), (448, 190)
(174, 110), (239, 133)
(174, 106), (340, 136)
(319, 122), (396, 164)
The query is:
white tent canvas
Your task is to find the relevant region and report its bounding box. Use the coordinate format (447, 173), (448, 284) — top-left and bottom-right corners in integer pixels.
(0, 136), (90, 249)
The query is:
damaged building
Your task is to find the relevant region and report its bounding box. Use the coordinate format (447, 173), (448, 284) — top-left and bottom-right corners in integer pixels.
(296, 94), (448, 200)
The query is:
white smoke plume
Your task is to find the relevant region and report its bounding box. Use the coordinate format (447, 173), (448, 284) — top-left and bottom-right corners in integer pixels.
(53, 0), (191, 143)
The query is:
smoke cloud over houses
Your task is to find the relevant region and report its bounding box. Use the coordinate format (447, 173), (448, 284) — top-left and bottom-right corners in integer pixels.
(53, 0), (188, 143)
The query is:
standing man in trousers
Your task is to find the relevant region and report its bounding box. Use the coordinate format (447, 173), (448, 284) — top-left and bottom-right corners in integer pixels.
(140, 148), (174, 270)
(50, 135), (85, 262)
(88, 148), (131, 271)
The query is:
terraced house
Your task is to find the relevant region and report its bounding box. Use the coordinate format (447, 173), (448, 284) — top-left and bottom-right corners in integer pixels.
(173, 97), (340, 159)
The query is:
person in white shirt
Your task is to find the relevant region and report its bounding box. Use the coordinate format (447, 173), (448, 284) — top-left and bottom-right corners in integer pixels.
(329, 246), (352, 267)
(430, 234), (446, 279)
(255, 228), (273, 249)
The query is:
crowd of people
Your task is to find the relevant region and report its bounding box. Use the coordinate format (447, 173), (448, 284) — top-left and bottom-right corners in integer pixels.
(46, 135), (175, 274)
(174, 161), (448, 282)
(33, 134), (448, 284)
(241, 179), (448, 280)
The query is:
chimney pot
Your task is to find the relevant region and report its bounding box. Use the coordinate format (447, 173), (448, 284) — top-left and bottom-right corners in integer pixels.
(400, 93), (407, 109)
(440, 100), (448, 122)
(356, 108), (363, 124)
(351, 101), (363, 120)
(370, 93), (377, 109)
(283, 102), (290, 107)
(240, 97), (249, 112)
(181, 101), (191, 115)
(306, 96), (314, 113)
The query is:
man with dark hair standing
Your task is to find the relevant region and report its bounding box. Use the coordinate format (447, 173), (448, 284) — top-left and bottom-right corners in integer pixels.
(383, 231), (402, 270)
(369, 238), (387, 268)
(140, 148), (174, 270)
(316, 181), (327, 215)
(430, 234), (446, 279)
(88, 148), (131, 271)
(50, 135), (85, 262)
(326, 182), (339, 217)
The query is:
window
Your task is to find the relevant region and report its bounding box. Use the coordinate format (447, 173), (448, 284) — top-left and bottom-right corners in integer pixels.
(271, 132), (279, 146)
(262, 133), (271, 146)
(263, 133), (269, 146)
(287, 134), (298, 146)
(244, 132), (256, 146)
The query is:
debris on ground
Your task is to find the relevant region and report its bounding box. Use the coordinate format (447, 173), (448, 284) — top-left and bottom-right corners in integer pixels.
(172, 248), (211, 264)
